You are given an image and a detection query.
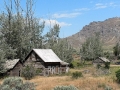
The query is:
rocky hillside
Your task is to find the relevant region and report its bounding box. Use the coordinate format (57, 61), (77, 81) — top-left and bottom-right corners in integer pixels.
(66, 17), (120, 50)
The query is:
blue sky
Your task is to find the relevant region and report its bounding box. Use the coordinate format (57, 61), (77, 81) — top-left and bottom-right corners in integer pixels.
(1, 0), (120, 38)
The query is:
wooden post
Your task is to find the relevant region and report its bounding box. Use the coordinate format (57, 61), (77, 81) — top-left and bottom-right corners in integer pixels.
(52, 66), (55, 74)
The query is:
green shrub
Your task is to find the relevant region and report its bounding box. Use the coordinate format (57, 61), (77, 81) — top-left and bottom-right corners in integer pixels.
(116, 69), (120, 83)
(97, 83), (106, 88)
(36, 68), (42, 75)
(70, 60), (82, 68)
(97, 83), (112, 90)
(21, 82), (35, 90)
(104, 62), (110, 69)
(53, 85), (78, 90)
(22, 65), (35, 80)
(0, 77), (35, 90)
(69, 63), (74, 68)
(72, 71), (83, 79)
(104, 85), (113, 90)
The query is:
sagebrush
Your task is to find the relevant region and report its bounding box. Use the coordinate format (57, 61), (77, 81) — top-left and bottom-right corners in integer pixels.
(53, 85), (78, 90)
(0, 77), (35, 90)
(22, 65), (35, 80)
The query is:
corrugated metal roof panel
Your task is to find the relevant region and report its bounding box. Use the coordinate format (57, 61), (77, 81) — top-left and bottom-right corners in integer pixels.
(60, 61), (69, 65)
(99, 57), (110, 62)
(33, 49), (62, 62)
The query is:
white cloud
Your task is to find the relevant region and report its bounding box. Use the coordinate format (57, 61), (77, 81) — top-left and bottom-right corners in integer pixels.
(109, 2), (114, 6)
(52, 12), (81, 18)
(75, 8), (90, 11)
(95, 2), (118, 9)
(95, 3), (107, 9)
(109, 2), (118, 7)
(40, 19), (71, 27)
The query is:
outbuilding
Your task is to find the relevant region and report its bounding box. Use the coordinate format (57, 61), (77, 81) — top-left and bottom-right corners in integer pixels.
(93, 57), (110, 68)
(4, 59), (22, 76)
(24, 49), (69, 76)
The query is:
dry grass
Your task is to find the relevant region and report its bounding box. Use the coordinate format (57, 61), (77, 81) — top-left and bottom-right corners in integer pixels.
(0, 80), (2, 84)
(28, 76), (119, 90)
(0, 66), (120, 90)
(0, 76), (119, 90)
(28, 66), (120, 90)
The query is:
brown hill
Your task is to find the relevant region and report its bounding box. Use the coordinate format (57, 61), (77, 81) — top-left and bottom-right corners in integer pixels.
(66, 17), (120, 51)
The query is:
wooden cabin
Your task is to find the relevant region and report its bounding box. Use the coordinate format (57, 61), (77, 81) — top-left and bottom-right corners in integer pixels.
(4, 59), (22, 76)
(93, 57), (110, 67)
(24, 49), (69, 76)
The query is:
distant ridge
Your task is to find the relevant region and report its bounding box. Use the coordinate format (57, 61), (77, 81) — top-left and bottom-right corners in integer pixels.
(66, 17), (120, 50)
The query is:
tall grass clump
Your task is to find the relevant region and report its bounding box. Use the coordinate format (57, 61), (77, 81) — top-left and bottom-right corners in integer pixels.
(97, 83), (113, 90)
(72, 71), (83, 79)
(53, 85), (78, 90)
(0, 77), (35, 90)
